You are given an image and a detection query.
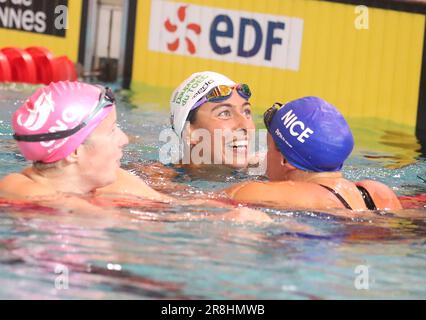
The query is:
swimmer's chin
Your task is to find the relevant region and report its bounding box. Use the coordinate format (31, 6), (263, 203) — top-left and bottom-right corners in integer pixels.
(222, 152), (260, 169)
(226, 162), (250, 169)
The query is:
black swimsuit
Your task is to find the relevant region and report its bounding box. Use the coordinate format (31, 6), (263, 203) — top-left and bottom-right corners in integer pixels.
(319, 184), (377, 210)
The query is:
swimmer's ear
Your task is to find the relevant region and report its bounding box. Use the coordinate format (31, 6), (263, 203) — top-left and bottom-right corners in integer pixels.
(181, 123), (193, 146)
(188, 123), (201, 146)
(64, 148), (79, 164)
(280, 154), (296, 169)
(279, 154), (287, 166)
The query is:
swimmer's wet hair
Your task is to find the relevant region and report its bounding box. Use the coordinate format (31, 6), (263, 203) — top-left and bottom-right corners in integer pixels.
(33, 161), (61, 171)
(187, 108), (198, 124)
(32, 137), (95, 171)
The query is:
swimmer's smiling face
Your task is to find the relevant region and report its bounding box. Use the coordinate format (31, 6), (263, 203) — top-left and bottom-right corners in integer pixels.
(188, 90), (255, 168)
(77, 107), (129, 187)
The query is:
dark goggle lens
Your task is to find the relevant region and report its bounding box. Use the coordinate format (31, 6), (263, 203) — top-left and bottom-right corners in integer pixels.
(237, 84), (251, 99)
(103, 87), (116, 103)
(263, 102), (282, 131)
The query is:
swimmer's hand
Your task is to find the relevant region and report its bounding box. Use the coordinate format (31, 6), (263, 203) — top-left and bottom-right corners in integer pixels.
(216, 207), (272, 224)
(125, 161), (177, 181)
(248, 152), (260, 166)
(96, 168), (174, 202)
(248, 151), (266, 167)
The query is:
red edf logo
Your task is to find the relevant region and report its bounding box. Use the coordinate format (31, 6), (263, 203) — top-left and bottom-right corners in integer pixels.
(164, 5), (201, 54)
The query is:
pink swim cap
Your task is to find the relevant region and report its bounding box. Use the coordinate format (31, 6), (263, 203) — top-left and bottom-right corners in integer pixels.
(12, 81), (114, 163)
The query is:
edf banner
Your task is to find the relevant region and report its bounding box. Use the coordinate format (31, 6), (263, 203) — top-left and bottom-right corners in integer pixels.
(148, 0), (304, 71)
(131, 0), (425, 136)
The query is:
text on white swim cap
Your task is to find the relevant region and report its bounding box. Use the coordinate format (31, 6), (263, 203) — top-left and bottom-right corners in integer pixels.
(280, 109), (314, 143)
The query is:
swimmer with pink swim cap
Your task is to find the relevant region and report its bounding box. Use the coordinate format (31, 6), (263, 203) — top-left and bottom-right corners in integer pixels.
(13, 81), (115, 164)
(0, 81), (169, 202)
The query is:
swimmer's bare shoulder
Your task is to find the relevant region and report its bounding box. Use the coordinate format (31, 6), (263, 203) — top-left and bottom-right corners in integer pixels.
(0, 170), (55, 199)
(223, 181), (336, 209)
(356, 180), (402, 210)
(95, 168), (173, 202)
(225, 179), (402, 211)
(0, 170), (132, 213)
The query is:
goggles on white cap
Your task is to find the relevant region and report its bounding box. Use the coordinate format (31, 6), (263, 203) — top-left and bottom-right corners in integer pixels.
(170, 71), (238, 138)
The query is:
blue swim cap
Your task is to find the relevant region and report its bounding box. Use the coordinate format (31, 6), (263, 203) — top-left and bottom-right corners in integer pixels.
(267, 96), (354, 172)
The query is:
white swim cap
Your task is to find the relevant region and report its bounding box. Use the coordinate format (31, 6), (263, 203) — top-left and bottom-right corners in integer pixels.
(170, 71), (235, 138)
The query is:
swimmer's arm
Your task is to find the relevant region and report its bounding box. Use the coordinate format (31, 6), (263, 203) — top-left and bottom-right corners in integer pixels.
(209, 207), (272, 224)
(124, 161), (193, 194)
(133, 205), (272, 224)
(223, 181), (317, 209)
(0, 173), (112, 214)
(222, 181), (253, 198)
(96, 168), (174, 202)
(125, 161), (178, 181)
(223, 181), (279, 205)
(356, 180), (403, 210)
(0, 173), (55, 199)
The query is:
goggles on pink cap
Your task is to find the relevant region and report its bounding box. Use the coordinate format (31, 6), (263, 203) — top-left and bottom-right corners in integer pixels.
(12, 81), (115, 163)
(13, 87), (115, 143)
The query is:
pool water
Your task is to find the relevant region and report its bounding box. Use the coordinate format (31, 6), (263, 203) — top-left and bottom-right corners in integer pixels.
(0, 84), (425, 299)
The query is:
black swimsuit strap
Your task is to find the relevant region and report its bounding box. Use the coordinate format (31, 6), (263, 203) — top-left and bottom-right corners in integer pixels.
(319, 184), (353, 210)
(356, 185), (377, 210)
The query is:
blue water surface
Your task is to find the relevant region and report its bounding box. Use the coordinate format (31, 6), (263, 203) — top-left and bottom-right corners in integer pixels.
(0, 84), (425, 299)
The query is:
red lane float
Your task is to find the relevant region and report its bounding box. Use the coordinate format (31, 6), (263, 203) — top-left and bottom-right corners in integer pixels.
(0, 47), (77, 84)
(51, 56), (77, 82)
(1, 47), (37, 83)
(0, 51), (12, 82)
(399, 194), (426, 209)
(25, 46), (54, 84)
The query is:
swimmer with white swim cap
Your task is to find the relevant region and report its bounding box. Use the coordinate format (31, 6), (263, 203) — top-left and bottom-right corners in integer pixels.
(129, 71), (259, 183)
(171, 71), (257, 169)
(224, 97), (402, 211)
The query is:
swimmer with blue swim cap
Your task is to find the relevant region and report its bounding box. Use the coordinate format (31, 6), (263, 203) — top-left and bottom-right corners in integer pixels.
(225, 97), (402, 211)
